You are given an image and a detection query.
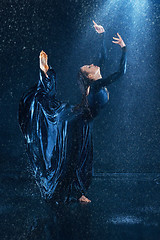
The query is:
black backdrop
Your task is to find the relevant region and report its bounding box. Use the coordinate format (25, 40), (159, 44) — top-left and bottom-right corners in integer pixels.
(0, 0), (160, 174)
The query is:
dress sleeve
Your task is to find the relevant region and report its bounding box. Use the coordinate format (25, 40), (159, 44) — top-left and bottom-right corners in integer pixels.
(38, 66), (56, 97)
(92, 46), (127, 91)
(93, 32), (107, 70)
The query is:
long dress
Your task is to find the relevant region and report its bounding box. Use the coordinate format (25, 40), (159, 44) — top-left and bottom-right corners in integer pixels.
(19, 33), (127, 202)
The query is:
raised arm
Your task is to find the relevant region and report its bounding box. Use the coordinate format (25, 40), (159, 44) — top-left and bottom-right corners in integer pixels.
(92, 33), (127, 91)
(92, 21), (107, 70)
(38, 50), (56, 96)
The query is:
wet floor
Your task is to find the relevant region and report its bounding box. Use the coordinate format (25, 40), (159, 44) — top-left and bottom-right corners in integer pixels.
(1, 159), (160, 240)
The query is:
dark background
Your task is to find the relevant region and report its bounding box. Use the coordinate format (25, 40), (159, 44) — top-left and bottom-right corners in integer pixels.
(0, 0), (160, 174)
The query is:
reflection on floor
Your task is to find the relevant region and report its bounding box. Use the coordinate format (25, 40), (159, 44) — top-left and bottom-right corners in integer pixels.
(1, 166), (160, 240)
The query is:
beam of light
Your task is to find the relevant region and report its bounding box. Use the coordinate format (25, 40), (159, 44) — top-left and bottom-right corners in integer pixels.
(132, 0), (148, 12)
(130, 0), (150, 28)
(90, 0), (158, 165)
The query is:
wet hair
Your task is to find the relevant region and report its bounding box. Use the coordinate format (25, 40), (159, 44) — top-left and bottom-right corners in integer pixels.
(74, 68), (92, 117)
(78, 69), (90, 97)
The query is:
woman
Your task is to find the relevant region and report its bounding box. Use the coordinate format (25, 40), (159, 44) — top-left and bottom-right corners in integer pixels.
(19, 21), (127, 203)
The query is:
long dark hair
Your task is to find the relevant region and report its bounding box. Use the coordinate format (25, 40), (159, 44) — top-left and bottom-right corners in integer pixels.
(74, 69), (92, 117)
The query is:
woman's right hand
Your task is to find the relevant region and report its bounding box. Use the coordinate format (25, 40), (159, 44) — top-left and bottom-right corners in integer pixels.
(39, 50), (49, 76)
(93, 20), (105, 34)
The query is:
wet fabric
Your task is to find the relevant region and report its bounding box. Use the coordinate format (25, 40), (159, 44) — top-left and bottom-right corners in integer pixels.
(19, 69), (94, 202)
(19, 32), (127, 202)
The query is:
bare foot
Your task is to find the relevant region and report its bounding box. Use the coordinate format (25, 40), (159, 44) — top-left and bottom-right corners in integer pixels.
(79, 195), (91, 203)
(39, 50), (49, 76)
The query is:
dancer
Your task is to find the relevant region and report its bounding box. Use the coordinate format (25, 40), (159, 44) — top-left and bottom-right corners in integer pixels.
(19, 21), (127, 203)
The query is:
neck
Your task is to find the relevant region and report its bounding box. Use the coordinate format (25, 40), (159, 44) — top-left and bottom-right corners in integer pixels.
(92, 75), (102, 81)
(93, 72), (102, 81)
(94, 69), (102, 80)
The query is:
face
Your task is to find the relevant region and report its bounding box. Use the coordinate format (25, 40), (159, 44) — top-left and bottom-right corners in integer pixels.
(81, 64), (101, 80)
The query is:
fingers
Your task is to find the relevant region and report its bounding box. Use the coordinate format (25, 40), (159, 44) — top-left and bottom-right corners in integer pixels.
(40, 50), (47, 55)
(113, 33), (121, 40)
(112, 35), (120, 44)
(112, 33), (122, 44)
(39, 50), (48, 60)
(40, 50), (46, 56)
(113, 37), (119, 40)
(117, 33), (122, 39)
(112, 41), (119, 44)
(92, 20), (97, 26)
(39, 51), (43, 58)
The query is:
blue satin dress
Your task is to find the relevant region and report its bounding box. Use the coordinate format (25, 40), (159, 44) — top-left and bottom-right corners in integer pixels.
(19, 33), (127, 202)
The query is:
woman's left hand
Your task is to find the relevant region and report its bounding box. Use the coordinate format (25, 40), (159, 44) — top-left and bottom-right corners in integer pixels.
(93, 20), (105, 34)
(112, 33), (126, 48)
